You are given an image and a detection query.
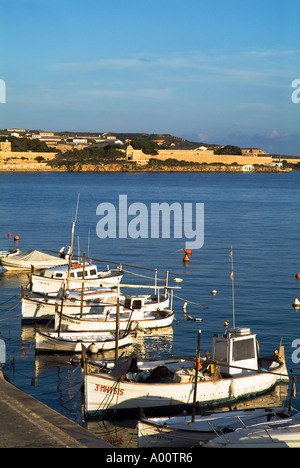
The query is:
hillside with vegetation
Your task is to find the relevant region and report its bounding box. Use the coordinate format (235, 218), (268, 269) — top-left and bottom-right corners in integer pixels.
(0, 135), (55, 152)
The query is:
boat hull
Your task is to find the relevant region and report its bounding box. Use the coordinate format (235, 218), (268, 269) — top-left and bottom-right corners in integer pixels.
(55, 309), (174, 332)
(0, 258), (68, 271)
(35, 330), (132, 353)
(206, 416), (300, 447)
(138, 420), (209, 448)
(21, 293), (170, 323)
(137, 407), (294, 448)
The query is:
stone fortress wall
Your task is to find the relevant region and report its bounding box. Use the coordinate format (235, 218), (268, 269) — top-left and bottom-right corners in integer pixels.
(125, 145), (275, 166)
(0, 140), (58, 171)
(0, 139), (298, 171)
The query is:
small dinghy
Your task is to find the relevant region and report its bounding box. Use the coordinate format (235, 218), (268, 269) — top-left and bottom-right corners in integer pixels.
(0, 248), (20, 259)
(35, 328), (133, 353)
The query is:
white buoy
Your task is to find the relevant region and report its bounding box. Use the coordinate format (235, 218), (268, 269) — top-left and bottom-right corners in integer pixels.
(210, 290), (217, 295)
(293, 297), (300, 308)
(88, 343), (98, 353)
(182, 301), (188, 311)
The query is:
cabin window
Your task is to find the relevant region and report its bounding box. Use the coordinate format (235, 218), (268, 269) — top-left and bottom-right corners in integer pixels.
(214, 341), (228, 362)
(124, 298), (132, 309)
(76, 271), (83, 278)
(232, 338), (255, 362)
(70, 272), (75, 277)
(54, 273), (63, 278)
(89, 269), (97, 276)
(132, 300), (142, 309)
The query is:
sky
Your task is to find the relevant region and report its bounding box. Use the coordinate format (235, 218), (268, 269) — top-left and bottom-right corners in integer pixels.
(1, 0), (300, 155)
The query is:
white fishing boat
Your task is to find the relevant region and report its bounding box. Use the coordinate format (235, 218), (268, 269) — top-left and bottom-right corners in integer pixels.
(205, 411), (300, 448)
(29, 262), (124, 294)
(21, 286), (118, 321)
(35, 329), (133, 353)
(21, 285), (170, 322)
(55, 306), (175, 332)
(138, 406), (295, 448)
(0, 246), (70, 271)
(79, 325), (289, 419)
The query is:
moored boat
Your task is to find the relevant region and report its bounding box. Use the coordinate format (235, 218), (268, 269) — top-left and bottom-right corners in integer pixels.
(0, 248), (20, 259)
(54, 307), (175, 332)
(35, 329), (133, 353)
(138, 406), (296, 448)
(21, 285), (170, 323)
(29, 262), (124, 294)
(0, 246), (70, 271)
(21, 287), (118, 321)
(205, 411), (300, 448)
(78, 324), (289, 419)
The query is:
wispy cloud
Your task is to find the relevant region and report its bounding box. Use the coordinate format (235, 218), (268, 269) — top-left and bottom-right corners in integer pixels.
(50, 49), (297, 86)
(242, 49), (300, 58)
(82, 86), (174, 101)
(51, 56), (204, 72)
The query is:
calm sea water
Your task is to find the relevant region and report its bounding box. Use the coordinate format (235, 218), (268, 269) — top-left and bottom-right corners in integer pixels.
(0, 171), (299, 447)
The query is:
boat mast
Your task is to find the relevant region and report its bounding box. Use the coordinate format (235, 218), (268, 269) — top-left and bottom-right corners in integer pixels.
(229, 246), (235, 329)
(67, 194), (80, 289)
(114, 282), (120, 364)
(80, 253), (86, 318)
(192, 329), (201, 422)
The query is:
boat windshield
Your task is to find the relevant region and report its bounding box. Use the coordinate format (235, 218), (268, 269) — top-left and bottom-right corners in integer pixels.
(214, 340), (228, 362)
(232, 338), (256, 362)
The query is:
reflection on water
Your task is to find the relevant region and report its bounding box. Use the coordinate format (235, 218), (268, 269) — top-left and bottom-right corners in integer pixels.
(1, 172), (300, 448)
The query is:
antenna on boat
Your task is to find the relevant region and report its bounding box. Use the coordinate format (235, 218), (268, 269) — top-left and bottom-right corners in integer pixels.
(87, 229), (90, 263)
(75, 193), (80, 223)
(67, 194), (80, 287)
(229, 246), (235, 329)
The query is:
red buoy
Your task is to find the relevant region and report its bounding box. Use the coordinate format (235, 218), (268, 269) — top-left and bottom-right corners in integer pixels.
(296, 273), (300, 280)
(14, 235), (19, 241)
(183, 253), (190, 262)
(8, 232), (11, 237)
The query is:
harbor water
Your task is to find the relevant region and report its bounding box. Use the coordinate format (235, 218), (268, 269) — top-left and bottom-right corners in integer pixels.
(0, 171), (300, 447)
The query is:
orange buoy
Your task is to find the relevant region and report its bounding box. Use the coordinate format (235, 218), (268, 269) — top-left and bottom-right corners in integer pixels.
(184, 249), (192, 256)
(14, 235), (19, 241)
(8, 232), (11, 237)
(296, 273), (300, 280)
(183, 253), (190, 262)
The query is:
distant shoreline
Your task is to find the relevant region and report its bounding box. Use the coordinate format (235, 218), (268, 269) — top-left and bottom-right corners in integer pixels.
(0, 163), (293, 173)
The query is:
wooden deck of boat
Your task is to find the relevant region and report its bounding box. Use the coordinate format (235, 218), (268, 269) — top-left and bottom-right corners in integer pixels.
(0, 368), (112, 448)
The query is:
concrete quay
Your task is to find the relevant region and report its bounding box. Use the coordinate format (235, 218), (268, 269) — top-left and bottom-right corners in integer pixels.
(0, 368), (113, 448)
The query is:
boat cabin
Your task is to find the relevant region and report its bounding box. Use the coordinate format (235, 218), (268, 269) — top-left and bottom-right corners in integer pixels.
(124, 297), (144, 310)
(212, 328), (258, 376)
(39, 263), (99, 280)
(65, 287), (117, 304)
(123, 294), (168, 311)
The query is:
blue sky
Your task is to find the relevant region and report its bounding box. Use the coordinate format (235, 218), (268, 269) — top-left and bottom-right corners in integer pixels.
(1, 0), (300, 154)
